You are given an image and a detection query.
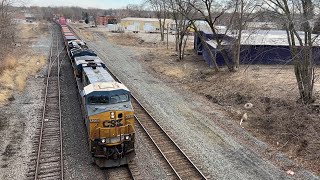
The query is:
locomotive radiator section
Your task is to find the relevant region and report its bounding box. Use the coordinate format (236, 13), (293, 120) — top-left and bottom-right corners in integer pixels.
(89, 110), (135, 167)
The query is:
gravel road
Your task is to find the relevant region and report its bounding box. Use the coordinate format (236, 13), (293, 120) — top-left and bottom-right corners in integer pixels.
(74, 27), (319, 180)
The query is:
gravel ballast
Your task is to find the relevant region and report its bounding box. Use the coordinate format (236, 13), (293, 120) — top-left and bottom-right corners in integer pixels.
(76, 28), (319, 180)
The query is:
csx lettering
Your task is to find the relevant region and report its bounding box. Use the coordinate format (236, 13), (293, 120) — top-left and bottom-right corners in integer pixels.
(103, 119), (123, 127)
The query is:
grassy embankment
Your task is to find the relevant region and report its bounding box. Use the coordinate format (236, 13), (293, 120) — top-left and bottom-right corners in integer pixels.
(0, 23), (48, 104)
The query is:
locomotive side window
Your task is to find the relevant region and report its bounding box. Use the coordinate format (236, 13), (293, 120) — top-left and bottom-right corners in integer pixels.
(110, 94), (129, 104)
(89, 96), (109, 104)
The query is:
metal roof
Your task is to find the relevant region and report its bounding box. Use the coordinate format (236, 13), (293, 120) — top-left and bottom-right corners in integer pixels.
(121, 17), (163, 22)
(83, 82), (129, 95)
(74, 55), (100, 61)
(71, 49), (96, 58)
(204, 30), (320, 47)
(65, 36), (77, 40)
(75, 56), (104, 67)
(83, 66), (114, 84)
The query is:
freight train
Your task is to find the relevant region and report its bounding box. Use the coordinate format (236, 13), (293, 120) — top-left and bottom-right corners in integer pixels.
(57, 22), (135, 167)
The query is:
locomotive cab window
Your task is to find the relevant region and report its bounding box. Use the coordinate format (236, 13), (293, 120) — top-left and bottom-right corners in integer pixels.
(110, 94), (129, 104)
(89, 96), (109, 104)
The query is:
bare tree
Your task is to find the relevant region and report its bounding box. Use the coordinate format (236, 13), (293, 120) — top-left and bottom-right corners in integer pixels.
(0, 0), (16, 61)
(147, 0), (170, 41)
(168, 0), (195, 60)
(185, 0), (240, 71)
(229, 0), (261, 70)
(264, 0), (316, 103)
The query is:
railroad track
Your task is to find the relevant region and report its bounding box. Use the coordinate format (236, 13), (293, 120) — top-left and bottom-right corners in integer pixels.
(132, 98), (207, 180)
(70, 25), (207, 180)
(104, 160), (141, 180)
(27, 25), (65, 180)
(104, 166), (133, 180)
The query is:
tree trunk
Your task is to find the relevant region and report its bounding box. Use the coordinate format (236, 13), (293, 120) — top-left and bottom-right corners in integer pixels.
(196, 31), (219, 71)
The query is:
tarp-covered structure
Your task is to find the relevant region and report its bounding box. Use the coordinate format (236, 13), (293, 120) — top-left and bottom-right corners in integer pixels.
(194, 29), (320, 66)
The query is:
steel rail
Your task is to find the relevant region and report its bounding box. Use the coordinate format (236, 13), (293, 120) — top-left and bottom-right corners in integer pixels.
(132, 97), (207, 180)
(34, 29), (55, 180)
(34, 25), (64, 180)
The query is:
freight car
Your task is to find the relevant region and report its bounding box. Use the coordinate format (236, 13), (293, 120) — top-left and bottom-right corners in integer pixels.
(57, 23), (135, 167)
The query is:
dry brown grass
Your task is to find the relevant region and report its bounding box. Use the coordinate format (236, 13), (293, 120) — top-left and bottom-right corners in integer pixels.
(0, 23), (48, 104)
(0, 89), (10, 102)
(16, 22), (49, 40)
(0, 55), (18, 73)
(79, 30), (94, 41)
(0, 54), (46, 103)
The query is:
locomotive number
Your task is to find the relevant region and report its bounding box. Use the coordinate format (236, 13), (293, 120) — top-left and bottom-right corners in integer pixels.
(103, 119), (123, 127)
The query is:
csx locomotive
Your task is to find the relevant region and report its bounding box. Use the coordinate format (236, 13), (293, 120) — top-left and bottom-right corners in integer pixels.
(58, 23), (135, 167)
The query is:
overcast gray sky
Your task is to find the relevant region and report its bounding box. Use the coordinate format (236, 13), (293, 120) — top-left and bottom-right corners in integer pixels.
(27, 0), (144, 9)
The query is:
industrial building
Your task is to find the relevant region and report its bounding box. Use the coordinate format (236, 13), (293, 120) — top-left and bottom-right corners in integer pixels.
(119, 17), (173, 33)
(96, 15), (117, 26)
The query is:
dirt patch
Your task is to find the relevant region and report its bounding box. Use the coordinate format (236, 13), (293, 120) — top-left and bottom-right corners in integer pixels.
(105, 32), (168, 49)
(105, 31), (320, 175)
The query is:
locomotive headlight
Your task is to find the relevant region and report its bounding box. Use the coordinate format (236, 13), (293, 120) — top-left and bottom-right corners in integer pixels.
(124, 135), (130, 140)
(101, 138), (106, 143)
(110, 112), (115, 119)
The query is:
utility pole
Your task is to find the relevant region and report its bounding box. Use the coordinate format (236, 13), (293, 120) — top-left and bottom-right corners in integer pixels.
(167, 23), (169, 49)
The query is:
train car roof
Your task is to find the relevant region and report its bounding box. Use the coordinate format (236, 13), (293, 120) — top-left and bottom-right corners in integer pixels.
(74, 56), (104, 66)
(83, 82), (129, 95)
(74, 56), (103, 63)
(74, 55), (101, 61)
(69, 40), (86, 46)
(83, 66), (114, 83)
(65, 36), (77, 40)
(71, 49), (97, 57)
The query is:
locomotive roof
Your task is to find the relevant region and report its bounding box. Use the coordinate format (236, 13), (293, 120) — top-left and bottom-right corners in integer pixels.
(83, 82), (129, 95)
(75, 60), (104, 67)
(69, 40), (86, 46)
(74, 55), (101, 61)
(83, 66), (114, 83)
(71, 49), (97, 57)
(75, 56), (104, 66)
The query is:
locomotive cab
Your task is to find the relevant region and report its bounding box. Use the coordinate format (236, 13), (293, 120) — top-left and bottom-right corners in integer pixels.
(81, 82), (135, 167)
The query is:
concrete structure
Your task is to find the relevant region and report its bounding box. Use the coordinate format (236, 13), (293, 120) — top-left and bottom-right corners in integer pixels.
(119, 17), (173, 33)
(96, 16), (117, 26)
(194, 29), (320, 66)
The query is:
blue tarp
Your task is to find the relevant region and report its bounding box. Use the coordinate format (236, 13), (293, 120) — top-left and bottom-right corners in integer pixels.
(194, 31), (320, 66)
